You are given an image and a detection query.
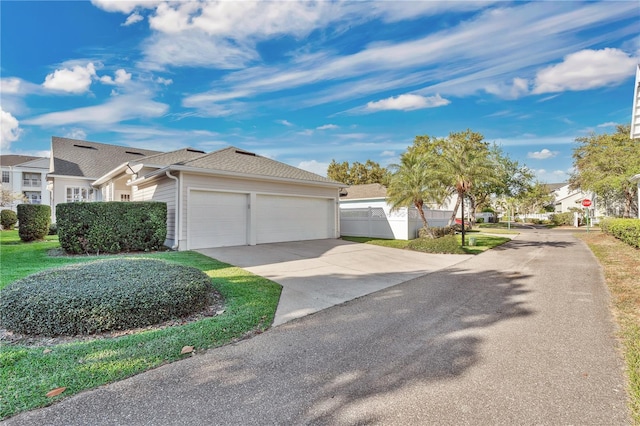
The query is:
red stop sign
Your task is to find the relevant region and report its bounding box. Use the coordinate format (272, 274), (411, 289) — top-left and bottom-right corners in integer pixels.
(582, 199), (592, 207)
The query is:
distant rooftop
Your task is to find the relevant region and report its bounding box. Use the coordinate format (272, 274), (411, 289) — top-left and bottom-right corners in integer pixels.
(0, 155), (42, 167)
(340, 183), (387, 199)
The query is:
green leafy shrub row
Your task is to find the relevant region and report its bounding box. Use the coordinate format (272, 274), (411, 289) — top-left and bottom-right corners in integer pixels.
(0, 258), (215, 336)
(57, 201), (167, 254)
(0, 209), (17, 230)
(600, 218), (640, 248)
(17, 204), (51, 242)
(549, 212), (574, 226)
(407, 235), (466, 254)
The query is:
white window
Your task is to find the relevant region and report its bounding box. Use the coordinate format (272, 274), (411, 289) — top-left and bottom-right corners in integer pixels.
(22, 172), (41, 187)
(24, 191), (42, 204)
(66, 187), (96, 203)
(1, 171), (9, 183)
(120, 193), (131, 202)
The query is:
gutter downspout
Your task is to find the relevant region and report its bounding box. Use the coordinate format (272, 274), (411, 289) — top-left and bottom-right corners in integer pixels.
(165, 171), (179, 250)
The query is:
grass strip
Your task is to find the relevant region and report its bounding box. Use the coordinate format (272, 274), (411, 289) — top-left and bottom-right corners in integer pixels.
(0, 232), (281, 419)
(577, 232), (640, 424)
(341, 234), (511, 254)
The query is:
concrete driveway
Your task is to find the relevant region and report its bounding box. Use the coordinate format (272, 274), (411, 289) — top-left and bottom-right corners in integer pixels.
(197, 239), (472, 325)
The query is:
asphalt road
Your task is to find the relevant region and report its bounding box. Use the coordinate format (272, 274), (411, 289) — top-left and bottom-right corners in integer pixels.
(4, 228), (630, 425)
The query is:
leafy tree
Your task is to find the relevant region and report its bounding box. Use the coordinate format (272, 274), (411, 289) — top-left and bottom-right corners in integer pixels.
(0, 188), (26, 207)
(570, 124), (640, 217)
(517, 181), (555, 216)
(436, 130), (500, 245)
(327, 159), (391, 185)
(386, 150), (447, 236)
(469, 146), (534, 219)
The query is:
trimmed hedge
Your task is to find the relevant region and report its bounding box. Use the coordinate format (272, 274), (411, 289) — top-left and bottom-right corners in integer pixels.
(407, 235), (466, 254)
(550, 212), (574, 226)
(600, 218), (640, 249)
(17, 204), (51, 242)
(0, 258), (214, 336)
(57, 201), (167, 254)
(0, 209), (18, 230)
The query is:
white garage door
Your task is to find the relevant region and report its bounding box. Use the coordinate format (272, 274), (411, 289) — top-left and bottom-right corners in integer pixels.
(256, 195), (334, 244)
(188, 190), (248, 249)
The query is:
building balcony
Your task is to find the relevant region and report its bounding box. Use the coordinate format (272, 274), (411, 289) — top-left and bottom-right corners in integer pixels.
(22, 179), (42, 188)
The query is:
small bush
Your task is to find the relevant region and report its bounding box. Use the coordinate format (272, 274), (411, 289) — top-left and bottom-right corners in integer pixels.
(48, 223), (57, 235)
(600, 218), (640, 248)
(0, 258), (214, 336)
(0, 209), (18, 230)
(407, 235), (466, 254)
(430, 226), (456, 238)
(476, 217), (485, 224)
(16, 204), (51, 242)
(550, 212), (574, 226)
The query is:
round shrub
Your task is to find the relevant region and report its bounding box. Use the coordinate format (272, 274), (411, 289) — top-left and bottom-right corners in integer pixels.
(1, 209), (18, 230)
(0, 258), (214, 336)
(48, 223), (58, 235)
(17, 204), (51, 242)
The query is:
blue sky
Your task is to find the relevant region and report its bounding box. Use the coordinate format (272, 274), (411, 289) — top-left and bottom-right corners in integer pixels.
(1, 1), (638, 183)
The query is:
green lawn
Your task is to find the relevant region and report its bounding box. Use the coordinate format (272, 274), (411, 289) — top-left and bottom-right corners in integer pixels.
(0, 231), (281, 419)
(342, 233), (511, 254)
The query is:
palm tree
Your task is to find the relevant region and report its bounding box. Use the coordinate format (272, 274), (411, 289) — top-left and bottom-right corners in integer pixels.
(438, 130), (499, 246)
(386, 150), (447, 237)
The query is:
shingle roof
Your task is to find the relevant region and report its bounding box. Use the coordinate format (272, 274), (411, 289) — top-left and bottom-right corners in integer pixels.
(545, 182), (567, 192)
(178, 147), (342, 185)
(340, 183), (387, 199)
(50, 137), (162, 178)
(134, 148), (207, 167)
(0, 155), (41, 167)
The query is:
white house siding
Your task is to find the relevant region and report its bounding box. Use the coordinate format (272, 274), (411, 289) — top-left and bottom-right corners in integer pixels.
(49, 177), (97, 221)
(180, 173), (339, 249)
(133, 177), (176, 247)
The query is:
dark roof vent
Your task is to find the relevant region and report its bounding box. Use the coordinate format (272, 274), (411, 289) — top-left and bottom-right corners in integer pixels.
(235, 149), (256, 156)
(187, 148), (205, 154)
(125, 151), (145, 156)
(73, 144), (97, 150)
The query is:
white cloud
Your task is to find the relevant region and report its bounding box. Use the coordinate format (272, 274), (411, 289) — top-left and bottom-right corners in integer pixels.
(91, 0), (160, 14)
(366, 94), (450, 112)
(381, 150), (396, 157)
(99, 69), (132, 85)
(141, 31), (257, 70)
(64, 128), (88, 140)
(122, 12), (144, 26)
(597, 122), (618, 128)
(23, 94), (168, 126)
(276, 119), (294, 127)
(297, 129), (314, 136)
(0, 78), (22, 95)
(1, 108), (22, 150)
(42, 63), (97, 93)
(297, 160), (329, 176)
(533, 48), (638, 94)
(316, 124), (338, 130)
(484, 77), (530, 99)
(527, 149), (558, 160)
(155, 77), (173, 85)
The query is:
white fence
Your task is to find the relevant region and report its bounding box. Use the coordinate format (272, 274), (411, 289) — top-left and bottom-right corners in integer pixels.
(340, 207), (453, 240)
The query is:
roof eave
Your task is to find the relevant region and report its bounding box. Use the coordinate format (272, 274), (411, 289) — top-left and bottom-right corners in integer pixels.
(130, 165), (346, 189)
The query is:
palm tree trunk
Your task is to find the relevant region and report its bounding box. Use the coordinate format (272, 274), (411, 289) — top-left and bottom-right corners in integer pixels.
(460, 191), (466, 246)
(414, 200), (430, 230)
(448, 195), (461, 226)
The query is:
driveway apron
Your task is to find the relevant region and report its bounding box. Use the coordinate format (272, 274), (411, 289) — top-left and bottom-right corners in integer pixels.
(4, 228), (629, 425)
(197, 239), (473, 325)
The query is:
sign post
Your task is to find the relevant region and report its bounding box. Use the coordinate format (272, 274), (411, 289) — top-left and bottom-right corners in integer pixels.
(582, 199), (592, 233)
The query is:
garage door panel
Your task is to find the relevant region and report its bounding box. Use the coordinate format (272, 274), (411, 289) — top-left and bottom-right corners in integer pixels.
(189, 191), (247, 249)
(256, 195), (334, 244)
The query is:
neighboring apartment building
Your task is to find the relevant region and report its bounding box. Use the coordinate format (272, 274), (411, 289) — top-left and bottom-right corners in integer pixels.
(0, 155), (50, 211)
